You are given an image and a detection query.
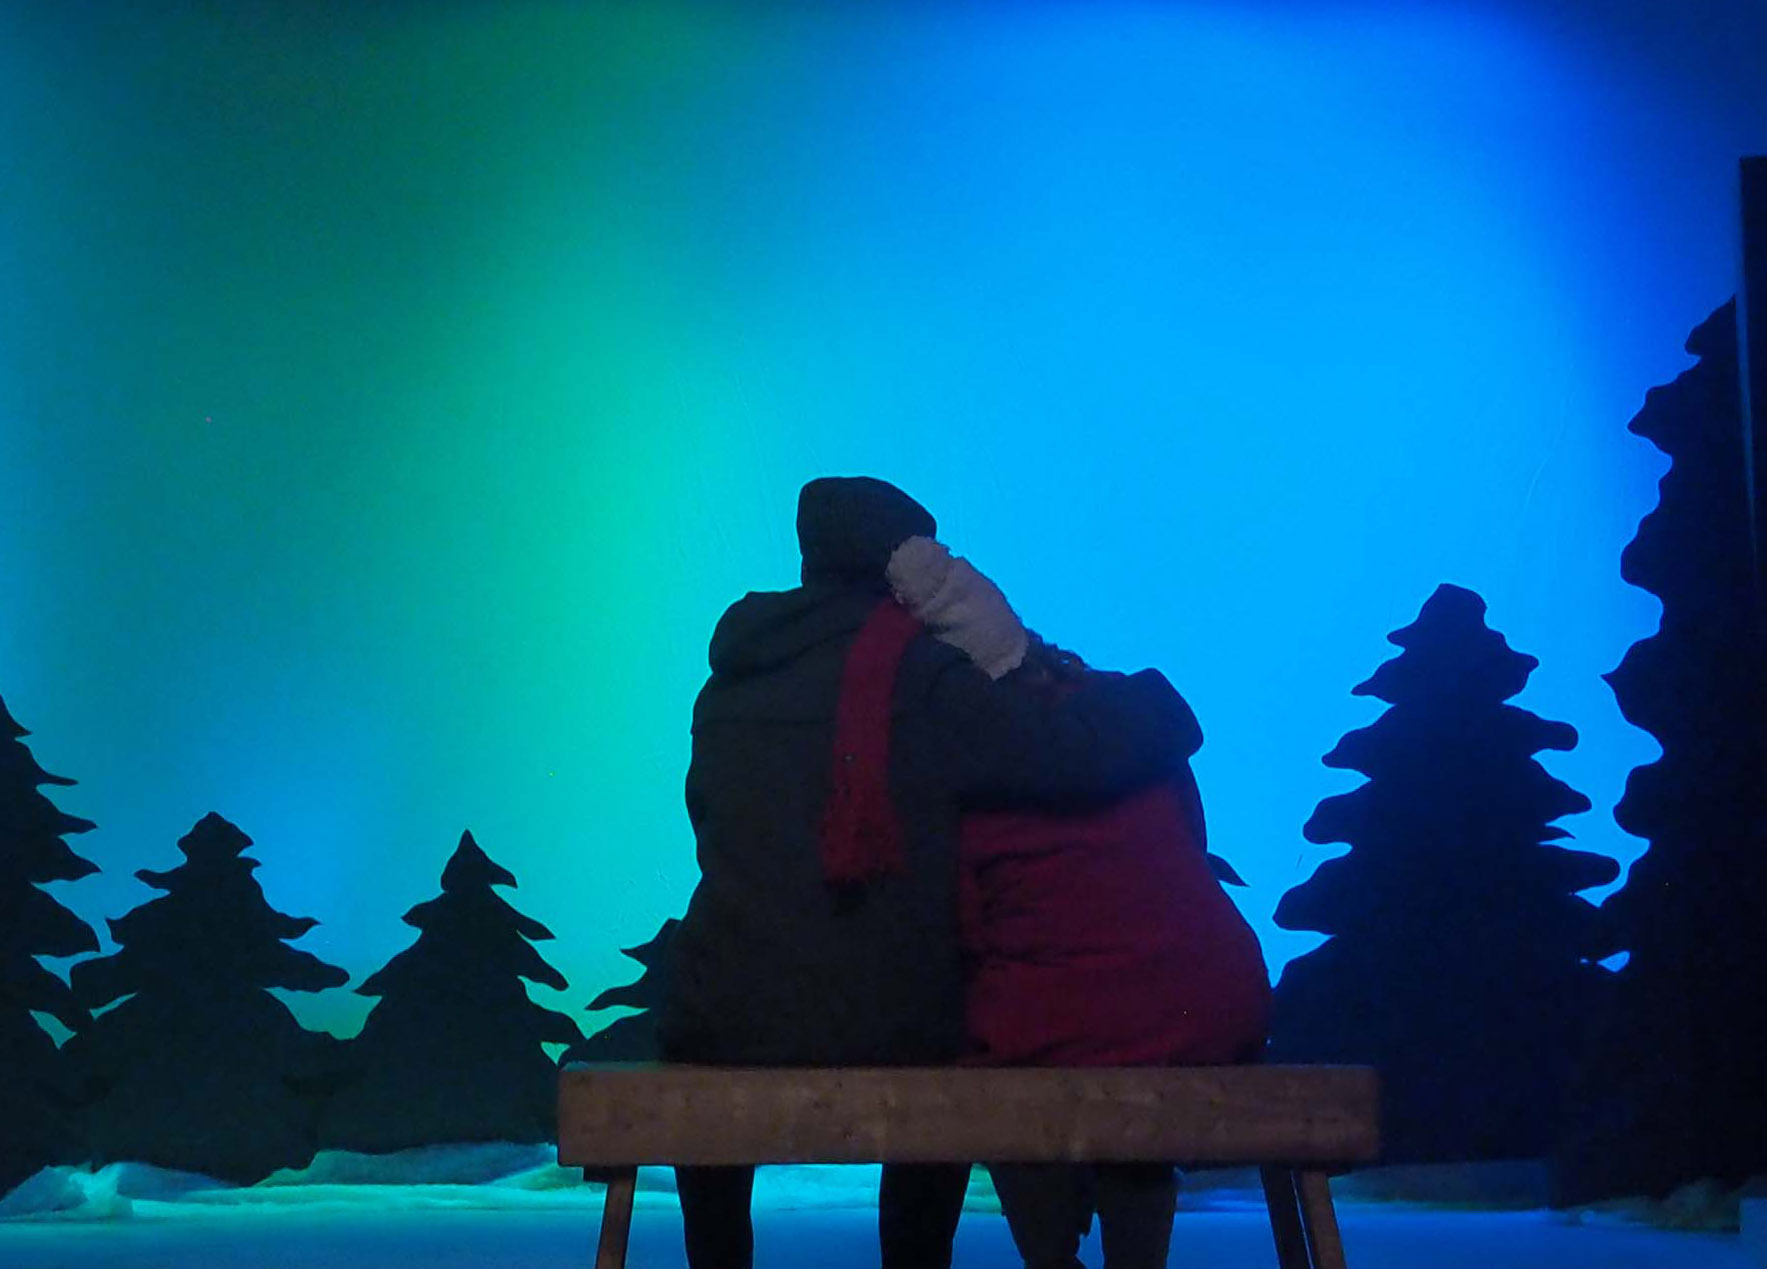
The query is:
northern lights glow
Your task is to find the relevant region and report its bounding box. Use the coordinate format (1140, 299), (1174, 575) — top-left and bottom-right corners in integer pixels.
(4, 1), (1765, 1038)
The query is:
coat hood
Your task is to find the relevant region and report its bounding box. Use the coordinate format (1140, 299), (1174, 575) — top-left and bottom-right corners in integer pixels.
(706, 586), (884, 679)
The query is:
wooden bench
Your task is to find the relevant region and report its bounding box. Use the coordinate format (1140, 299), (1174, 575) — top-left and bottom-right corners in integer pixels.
(558, 1064), (1379, 1269)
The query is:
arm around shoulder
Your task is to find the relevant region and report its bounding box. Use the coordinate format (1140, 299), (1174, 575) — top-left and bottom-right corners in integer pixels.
(928, 658), (1201, 804)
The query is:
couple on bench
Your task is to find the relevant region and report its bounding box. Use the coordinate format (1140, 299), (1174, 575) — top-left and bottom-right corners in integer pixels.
(657, 478), (1271, 1269)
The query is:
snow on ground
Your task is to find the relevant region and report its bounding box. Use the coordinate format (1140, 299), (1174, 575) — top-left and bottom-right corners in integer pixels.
(0, 1152), (1752, 1268)
(0, 1197), (1750, 1268)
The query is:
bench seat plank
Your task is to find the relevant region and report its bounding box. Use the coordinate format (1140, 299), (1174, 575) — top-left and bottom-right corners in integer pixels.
(558, 1064), (1378, 1168)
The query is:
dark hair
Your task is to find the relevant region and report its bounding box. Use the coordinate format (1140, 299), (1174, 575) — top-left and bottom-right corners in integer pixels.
(1021, 634), (1088, 691)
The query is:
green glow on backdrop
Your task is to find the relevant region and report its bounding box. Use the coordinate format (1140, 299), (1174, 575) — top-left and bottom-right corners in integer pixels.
(4, 1), (1764, 1037)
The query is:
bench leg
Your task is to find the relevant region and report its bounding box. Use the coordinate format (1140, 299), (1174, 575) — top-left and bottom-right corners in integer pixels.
(594, 1166), (638, 1269)
(1260, 1166), (1311, 1269)
(1296, 1170), (1348, 1269)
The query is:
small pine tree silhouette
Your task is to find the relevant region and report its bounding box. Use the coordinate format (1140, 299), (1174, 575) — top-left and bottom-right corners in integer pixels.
(62, 812), (348, 1182)
(1269, 584), (1616, 1162)
(1555, 302), (1767, 1201)
(563, 918), (678, 1064)
(319, 831), (579, 1151)
(0, 695), (100, 1194)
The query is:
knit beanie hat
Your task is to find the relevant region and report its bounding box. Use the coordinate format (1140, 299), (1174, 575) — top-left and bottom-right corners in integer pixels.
(886, 536), (1029, 679)
(798, 477), (938, 586)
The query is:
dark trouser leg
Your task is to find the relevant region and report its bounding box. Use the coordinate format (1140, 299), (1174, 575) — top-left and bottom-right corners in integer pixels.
(987, 1162), (1091, 1269)
(675, 1165), (757, 1269)
(1094, 1163), (1177, 1269)
(879, 1162), (971, 1269)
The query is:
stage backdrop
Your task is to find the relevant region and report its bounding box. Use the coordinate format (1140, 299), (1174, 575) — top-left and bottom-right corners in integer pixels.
(4, 0), (1765, 1039)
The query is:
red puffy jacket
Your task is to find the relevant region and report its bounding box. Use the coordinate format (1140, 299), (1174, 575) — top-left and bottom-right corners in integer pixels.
(959, 781), (1271, 1066)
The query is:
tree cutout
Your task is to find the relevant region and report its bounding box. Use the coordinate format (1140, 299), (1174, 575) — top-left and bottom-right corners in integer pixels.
(0, 695), (100, 1194)
(62, 813), (347, 1181)
(1269, 584), (1615, 1162)
(320, 831), (579, 1151)
(1183, 766), (1248, 888)
(1206, 854), (1247, 887)
(563, 918), (678, 1064)
(1555, 302), (1767, 1201)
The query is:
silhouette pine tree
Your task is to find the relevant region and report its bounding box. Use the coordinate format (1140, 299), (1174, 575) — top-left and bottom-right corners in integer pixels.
(320, 830), (579, 1151)
(1555, 302), (1767, 1200)
(0, 695), (100, 1194)
(563, 918), (678, 1064)
(62, 812), (348, 1182)
(1269, 584), (1616, 1162)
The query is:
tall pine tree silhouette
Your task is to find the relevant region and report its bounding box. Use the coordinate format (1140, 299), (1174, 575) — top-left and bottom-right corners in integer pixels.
(1555, 302), (1767, 1201)
(0, 695), (100, 1194)
(320, 831), (579, 1151)
(62, 812), (348, 1182)
(1269, 585), (1615, 1162)
(563, 918), (678, 1064)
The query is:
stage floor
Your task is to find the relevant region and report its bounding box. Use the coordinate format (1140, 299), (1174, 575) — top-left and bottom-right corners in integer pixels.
(0, 1190), (1747, 1269)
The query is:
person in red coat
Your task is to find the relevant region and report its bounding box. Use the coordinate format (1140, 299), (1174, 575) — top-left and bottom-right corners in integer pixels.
(886, 539), (1271, 1269)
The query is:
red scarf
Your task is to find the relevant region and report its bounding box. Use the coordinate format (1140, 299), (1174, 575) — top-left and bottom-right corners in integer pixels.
(821, 598), (924, 885)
